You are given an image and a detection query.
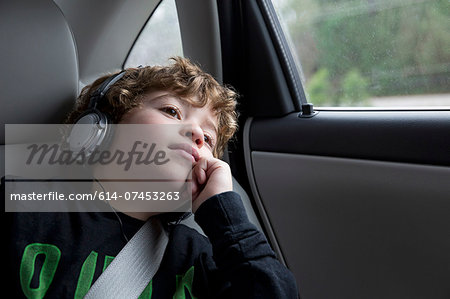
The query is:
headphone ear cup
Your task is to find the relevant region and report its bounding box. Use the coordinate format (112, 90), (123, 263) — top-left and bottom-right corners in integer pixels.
(67, 70), (125, 160)
(67, 109), (114, 159)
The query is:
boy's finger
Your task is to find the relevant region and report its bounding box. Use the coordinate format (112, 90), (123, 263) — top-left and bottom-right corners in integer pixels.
(187, 167), (197, 196)
(191, 178), (198, 196)
(195, 159), (207, 185)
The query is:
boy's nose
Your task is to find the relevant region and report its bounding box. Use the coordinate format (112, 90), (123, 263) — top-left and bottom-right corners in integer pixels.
(181, 125), (204, 148)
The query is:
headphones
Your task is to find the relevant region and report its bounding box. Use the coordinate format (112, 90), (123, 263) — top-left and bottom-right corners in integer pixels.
(67, 70), (126, 158)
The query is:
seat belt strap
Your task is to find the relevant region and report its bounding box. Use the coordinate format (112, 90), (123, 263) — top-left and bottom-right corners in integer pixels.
(84, 217), (169, 299)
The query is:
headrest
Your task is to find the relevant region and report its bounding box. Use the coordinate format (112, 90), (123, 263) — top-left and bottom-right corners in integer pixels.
(0, 0), (79, 144)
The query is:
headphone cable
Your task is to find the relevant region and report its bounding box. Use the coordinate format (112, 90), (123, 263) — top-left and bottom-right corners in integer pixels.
(93, 178), (130, 243)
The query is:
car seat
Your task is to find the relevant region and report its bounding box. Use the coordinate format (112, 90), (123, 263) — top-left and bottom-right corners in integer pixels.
(0, 0), (78, 178)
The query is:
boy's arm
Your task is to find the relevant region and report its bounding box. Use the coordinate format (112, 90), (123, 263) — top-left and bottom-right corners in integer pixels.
(191, 158), (299, 298)
(194, 191), (299, 298)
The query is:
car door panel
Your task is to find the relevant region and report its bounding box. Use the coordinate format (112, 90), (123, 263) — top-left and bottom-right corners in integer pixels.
(244, 113), (450, 299)
(217, 1), (450, 298)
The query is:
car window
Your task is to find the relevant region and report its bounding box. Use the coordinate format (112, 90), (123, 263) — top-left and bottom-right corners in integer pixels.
(124, 0), (183, 67)
(272, 0), (450, 107)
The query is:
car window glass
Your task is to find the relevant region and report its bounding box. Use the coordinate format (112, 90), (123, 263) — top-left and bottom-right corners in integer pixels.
(125, 0), (183, 67)
(272, 0), (450, 107)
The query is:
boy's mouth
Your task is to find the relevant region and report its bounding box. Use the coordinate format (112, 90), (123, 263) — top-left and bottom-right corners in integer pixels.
(168, 143), (200, 163)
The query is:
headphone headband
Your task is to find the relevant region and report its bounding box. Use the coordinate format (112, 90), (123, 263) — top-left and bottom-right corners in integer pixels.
(88, 70), (127, 109)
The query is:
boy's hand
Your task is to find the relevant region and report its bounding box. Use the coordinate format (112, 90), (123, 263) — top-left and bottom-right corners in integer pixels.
(191, 157), (233, 212)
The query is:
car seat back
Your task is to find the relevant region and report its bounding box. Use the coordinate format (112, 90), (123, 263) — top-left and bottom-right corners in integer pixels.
(0, 0), (79, 177)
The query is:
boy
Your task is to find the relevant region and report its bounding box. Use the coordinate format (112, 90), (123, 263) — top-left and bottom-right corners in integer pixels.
(6, 57), (298, 298)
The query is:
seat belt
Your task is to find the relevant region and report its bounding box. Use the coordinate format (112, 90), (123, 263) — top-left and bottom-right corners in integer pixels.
(84, 217), (169, 299)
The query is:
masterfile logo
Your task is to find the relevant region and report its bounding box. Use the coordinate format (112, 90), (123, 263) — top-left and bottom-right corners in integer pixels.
(4, 124), (193, 212)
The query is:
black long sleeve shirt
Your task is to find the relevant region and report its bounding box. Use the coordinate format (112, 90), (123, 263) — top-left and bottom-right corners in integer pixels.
(6, 185), (299, 298)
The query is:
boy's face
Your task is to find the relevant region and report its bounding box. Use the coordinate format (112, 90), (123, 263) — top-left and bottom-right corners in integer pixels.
(119, 90), (218, 162)
(90, 90), (219, 214)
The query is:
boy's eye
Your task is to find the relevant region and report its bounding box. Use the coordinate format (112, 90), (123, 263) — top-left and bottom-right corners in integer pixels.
(203, 134), (215, 148)
(161, 106), (181, 119)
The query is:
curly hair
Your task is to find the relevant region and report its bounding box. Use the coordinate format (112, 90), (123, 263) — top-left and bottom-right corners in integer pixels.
(64, 57), (238, 158)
